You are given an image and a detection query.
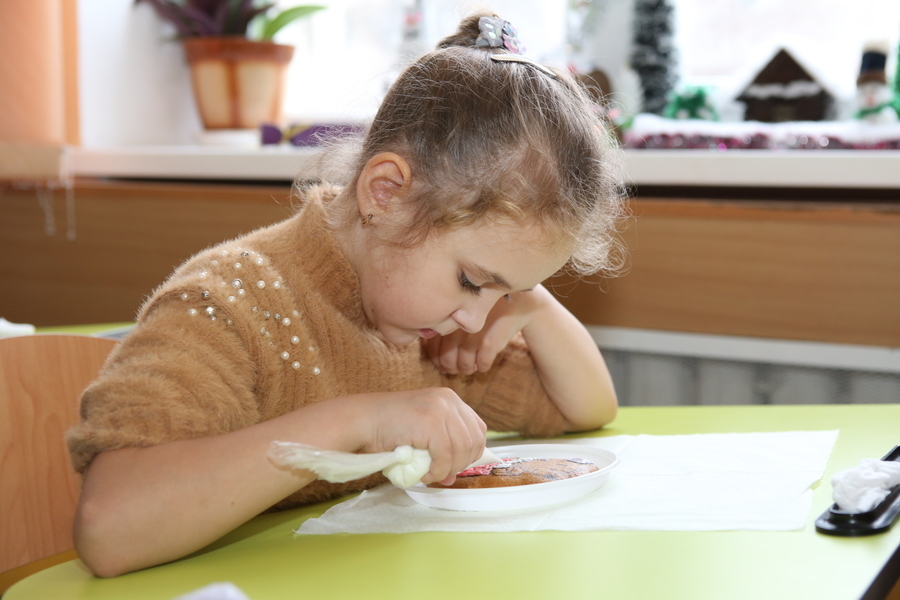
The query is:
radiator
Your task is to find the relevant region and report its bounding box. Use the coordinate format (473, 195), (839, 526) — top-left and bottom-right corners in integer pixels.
(590, 327), (900, 406)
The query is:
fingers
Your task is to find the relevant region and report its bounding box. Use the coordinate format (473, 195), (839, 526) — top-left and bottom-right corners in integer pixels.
(417, 390), (486, 485)
(427, 332), (489, 376)
(474, 344), (499, 373)
(427, 333), (464, 375)
(360, 388), (486, 484)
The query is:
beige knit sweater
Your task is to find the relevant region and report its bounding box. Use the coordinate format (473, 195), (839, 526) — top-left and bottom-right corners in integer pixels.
(66, 186), (567, 509)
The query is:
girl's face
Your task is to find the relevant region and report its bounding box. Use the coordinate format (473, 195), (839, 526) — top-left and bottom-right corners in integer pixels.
(355, 218), (569, 347)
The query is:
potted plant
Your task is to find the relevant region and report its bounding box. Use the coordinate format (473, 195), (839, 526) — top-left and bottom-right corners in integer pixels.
(137, 0), (324, 130)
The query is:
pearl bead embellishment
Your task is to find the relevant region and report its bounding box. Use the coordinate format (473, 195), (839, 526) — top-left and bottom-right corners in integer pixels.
(184, 246), (322, 376)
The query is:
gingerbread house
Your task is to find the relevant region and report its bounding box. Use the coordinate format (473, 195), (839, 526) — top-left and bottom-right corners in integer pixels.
(737, 48), (836, 122)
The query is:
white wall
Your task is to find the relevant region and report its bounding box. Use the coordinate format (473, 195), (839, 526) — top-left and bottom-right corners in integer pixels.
(278, 0), (572, 124)
(77, 0), (574, 145)
(78, 0), (201, 146)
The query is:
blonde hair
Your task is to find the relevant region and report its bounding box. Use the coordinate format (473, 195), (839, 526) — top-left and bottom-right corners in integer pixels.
(306, 13), (628, 277)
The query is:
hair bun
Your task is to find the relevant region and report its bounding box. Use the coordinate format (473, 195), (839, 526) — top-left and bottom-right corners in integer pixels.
(436, 12), (501, 51)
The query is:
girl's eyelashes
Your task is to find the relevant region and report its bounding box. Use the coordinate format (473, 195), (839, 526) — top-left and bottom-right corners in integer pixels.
(458, 272), (482, 296)
(459, 272), (512, 301)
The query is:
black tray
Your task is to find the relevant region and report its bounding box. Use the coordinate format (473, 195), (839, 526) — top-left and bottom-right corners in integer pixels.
(816, 445), (900, 537)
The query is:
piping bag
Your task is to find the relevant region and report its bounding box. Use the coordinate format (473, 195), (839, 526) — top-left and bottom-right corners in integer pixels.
(268, 442), (501, 488)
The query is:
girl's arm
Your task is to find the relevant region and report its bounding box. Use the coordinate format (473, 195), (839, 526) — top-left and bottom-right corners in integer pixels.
(426, 284), (617, 431)
(75, 387), (485, 578)
(515, 286), (617, 430)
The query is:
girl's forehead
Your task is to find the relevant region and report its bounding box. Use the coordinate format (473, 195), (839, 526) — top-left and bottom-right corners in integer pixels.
(452, 216), (568, 252)
(435, 218), (571, 277)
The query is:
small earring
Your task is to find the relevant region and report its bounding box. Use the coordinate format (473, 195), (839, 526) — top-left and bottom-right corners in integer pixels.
(360, 213), (374, 227)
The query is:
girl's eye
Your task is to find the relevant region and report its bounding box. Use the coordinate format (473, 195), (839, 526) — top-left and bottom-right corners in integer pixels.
(459, 273), (482, 296)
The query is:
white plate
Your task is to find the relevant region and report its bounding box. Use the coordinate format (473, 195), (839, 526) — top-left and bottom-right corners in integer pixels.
(404, 444), (618, 512)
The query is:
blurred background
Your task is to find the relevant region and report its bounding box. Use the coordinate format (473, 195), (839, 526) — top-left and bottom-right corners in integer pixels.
(72, 0), (900, 146)
(1, 1), (898, 407)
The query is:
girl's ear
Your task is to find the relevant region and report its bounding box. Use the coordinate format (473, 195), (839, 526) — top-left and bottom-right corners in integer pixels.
(356, 152), (412, 220)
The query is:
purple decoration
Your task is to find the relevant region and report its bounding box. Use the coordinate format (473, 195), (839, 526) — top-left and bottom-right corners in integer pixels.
(259, 123), (364, 147)
(287, 124), (364, 146)
(260, 124), (283, 145)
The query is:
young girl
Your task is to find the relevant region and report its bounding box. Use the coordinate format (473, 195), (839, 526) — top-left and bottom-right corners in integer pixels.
(67, 13), (626, 577)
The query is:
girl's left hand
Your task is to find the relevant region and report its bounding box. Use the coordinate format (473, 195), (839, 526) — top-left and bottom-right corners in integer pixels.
(424, 286), (548, 376)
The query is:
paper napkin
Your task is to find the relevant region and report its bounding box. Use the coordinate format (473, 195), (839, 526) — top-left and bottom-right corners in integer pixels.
(296, 430), (838, 534)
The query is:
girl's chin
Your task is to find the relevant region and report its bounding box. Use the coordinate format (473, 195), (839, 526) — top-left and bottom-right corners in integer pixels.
(379, 328), (423, 347)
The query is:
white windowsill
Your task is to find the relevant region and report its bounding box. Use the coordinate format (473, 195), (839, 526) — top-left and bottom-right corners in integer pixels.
(68, 146), (900, 189)
(69, 145), (321, 182)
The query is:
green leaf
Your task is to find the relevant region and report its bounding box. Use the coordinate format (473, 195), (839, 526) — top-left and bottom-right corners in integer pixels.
(260, 5), (325, 40)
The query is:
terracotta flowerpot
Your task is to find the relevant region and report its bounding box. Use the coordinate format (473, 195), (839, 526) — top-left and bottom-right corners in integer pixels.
(183, 37), (294, 130)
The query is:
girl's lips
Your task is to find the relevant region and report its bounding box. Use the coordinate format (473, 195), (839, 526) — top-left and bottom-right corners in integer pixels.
(419, 329), (438, 339)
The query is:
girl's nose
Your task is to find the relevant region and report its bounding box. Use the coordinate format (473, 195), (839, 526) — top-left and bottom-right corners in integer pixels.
(451, 303), (489, 334)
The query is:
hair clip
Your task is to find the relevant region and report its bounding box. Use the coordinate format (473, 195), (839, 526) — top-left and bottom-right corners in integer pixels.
(490, 54), (557, 78)
(476, 16), (525, 55)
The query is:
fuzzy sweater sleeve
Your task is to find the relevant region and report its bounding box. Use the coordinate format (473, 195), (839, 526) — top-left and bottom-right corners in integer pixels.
(444, 333), (567, 437)
(66, 296), (260, 474)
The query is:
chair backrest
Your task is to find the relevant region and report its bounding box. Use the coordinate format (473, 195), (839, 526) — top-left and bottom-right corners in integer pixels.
(0, 334), (117, 574)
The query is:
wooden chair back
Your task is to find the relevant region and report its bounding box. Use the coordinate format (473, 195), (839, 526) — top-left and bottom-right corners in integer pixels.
(0, 334), (117, 580)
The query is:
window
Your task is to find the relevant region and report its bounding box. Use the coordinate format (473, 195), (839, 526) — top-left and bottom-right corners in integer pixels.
(78, 0), (900, 146)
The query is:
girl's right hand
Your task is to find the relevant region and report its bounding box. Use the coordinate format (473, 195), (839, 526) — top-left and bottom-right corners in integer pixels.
(355, 387), (486, 485)
(73, 387), (484, 578)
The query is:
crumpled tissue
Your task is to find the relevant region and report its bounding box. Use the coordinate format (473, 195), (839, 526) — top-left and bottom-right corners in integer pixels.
(831, 458), (900, 513)
(172, 582), (250, 600)
(0, 317), (35, 338)
(268, 442), (432, 488)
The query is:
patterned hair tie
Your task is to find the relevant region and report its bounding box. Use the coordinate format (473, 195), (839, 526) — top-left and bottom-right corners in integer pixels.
(475, 16), (525, 55)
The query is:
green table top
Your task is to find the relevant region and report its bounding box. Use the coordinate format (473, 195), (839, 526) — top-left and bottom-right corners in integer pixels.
(8, 404), (900, 600)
